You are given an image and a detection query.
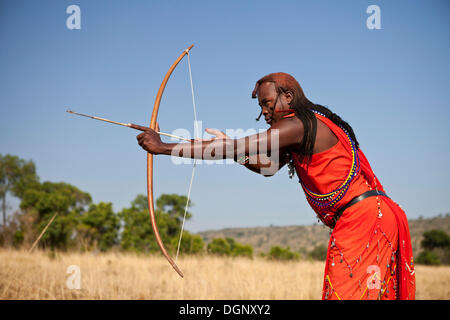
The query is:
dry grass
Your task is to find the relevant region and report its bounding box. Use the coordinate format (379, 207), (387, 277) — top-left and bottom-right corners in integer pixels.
(0, 248), (448, 300)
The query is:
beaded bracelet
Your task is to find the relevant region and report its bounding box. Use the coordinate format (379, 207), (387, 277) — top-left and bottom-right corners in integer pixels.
(236, 155), (250, 165)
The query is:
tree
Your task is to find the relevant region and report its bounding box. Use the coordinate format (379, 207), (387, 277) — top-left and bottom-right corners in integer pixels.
(20, 181), (92, 250)
(421, 230), (450, 250)
(78, 202), (120, 251)
(156, 193), (192, 236)
(417, 229), (450, 266)
(0, 154), (39, 226)
(120, 194), (194, 254)
(120, 195), (158, 253)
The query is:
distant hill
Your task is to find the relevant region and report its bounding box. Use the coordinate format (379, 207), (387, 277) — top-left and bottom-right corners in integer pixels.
(198, 214), (450, 255)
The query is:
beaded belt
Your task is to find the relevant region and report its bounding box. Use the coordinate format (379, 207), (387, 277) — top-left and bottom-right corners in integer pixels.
(331, 190), (389, 228)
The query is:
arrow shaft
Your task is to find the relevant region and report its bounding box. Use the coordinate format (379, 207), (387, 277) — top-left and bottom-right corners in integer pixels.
(66, 110), (191, 142)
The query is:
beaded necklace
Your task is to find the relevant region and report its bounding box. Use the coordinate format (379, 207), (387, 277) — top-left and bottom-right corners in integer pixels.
(293, 110), (361, 211)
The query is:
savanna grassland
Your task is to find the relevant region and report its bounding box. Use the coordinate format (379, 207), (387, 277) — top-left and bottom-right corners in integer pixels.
(0, 249), (448, 300)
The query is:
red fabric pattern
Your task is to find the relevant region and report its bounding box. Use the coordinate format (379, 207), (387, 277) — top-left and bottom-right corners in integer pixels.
(291, 113), (415, 300)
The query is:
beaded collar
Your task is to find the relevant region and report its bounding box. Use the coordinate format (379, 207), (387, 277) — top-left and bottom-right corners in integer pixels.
(295, 110), (361, 212)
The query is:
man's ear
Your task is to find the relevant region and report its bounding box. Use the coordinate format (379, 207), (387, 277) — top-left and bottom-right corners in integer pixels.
(284, 90), (294, 105)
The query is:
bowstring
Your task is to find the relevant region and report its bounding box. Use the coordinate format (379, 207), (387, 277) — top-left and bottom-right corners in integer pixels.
(175, 51), (198, 262)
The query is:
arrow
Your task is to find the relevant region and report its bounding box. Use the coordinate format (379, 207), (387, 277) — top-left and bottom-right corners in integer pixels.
(66, 109), (192, 142)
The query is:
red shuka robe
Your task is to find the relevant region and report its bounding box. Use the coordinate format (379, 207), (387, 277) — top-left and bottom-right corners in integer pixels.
(291, 113), (415, 300)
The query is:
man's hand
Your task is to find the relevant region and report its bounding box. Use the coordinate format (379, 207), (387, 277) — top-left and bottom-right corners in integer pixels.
(137, 123), (165, 154)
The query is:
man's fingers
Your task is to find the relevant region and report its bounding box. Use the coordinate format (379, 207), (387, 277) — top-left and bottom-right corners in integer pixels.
(205, 128), (219, 134)
(130, 124), (148, 132)
(205, 128), (228, 139)
(136, 132), (146, 145)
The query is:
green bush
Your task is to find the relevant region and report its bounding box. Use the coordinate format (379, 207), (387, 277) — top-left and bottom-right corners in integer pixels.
(417, 229), (450, 265)
(309, 244), (328, 261)
(171, 231), (205, 254)
(231, 243), (253, 258)
(416, 250), (440, 265)
(13, 230), (24, 248)
(207, 237), (253, 258)
(267, 246), (299, 261)
(207, 238), (231, 256)
(421, 230), (450, 250)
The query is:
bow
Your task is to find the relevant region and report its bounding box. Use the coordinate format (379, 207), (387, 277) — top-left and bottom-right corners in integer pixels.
(147, 44), (194, 278)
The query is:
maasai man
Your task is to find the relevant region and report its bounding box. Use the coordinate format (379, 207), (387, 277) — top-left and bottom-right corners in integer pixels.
(137, 72), (416, 300)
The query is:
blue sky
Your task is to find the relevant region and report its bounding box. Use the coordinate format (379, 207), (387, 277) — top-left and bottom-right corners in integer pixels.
(0, 0), (449, 232)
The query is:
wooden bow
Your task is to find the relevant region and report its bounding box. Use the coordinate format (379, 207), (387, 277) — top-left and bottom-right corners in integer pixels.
(147, 44), (194, 278)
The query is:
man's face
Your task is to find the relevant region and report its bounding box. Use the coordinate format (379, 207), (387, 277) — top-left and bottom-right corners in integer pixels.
(257, 82), (278, 125)
(257, 82), (292, 125)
